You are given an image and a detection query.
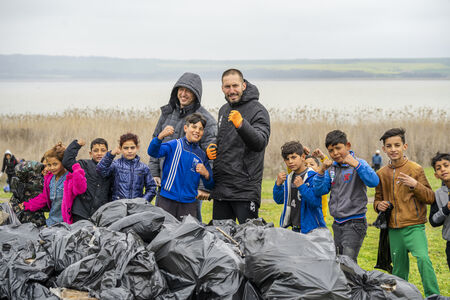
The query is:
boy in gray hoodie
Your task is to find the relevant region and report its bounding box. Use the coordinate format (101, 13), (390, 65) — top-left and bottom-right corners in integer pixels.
(429, 152), (450, 270)
(313, 130), (379, 262)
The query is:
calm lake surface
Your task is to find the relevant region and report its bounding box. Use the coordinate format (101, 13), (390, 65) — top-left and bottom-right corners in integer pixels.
(0, 80), (449, 115)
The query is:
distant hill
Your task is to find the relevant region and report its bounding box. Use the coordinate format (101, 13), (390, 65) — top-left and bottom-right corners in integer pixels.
(0, 54), (449, 80)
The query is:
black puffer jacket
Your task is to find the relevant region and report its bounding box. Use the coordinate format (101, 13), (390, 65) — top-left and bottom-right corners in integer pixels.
(62, 140), (113, 219)
(211, 80), (270, 205)
(2, 152), (18, 176)
(149, 72), (217, 178)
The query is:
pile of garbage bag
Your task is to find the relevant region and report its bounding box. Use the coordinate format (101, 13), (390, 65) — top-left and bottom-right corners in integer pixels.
(0, 198), (433, 300)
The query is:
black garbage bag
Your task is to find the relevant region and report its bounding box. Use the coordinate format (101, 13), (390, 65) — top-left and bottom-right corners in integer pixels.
(0, 235), (57, 300)
(0, 202), (21, 226)
(56, 227), (169, 300)
(91, 198), (179, 228)
(0, 222), (40, 252)
(39, 220), (101, 272)
(148, 215), (245, 300)
(373, 203), (394, 273)
(108, 206), (179, 243)
(239, 226), (351, 299)
(426, 295), (450, 300)
(338, 255), (423, 299)
(242, 281), (263, 300)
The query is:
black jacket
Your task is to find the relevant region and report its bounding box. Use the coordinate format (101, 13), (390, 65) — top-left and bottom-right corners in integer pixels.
(2, 153), (18, 176)
(62, 140), (113, 219)
(211, 80), (270, 204)
(149, 72), (217, 178)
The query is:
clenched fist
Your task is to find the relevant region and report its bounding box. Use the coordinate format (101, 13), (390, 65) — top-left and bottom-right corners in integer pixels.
(158, 126), (175, 140)
(276, 172), (287, 186)
(228, 110), (243, 128)
(206, 144), (217, 160)
(196, 163), (210, 179)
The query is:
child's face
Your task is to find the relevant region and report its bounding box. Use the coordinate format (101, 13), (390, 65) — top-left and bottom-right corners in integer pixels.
(47, 157), (65, 177)
(121, 140), (138, 160)
(284, 153), (305, 173)
(305, 158), (319, 171)
(184, 121), (204, 144)
(434, 159), (450, 183)
(90, 144), (108, 163)
(382, 136), (407, 162)
(327, 142), (351, 164)
(5, 154), (11, 160)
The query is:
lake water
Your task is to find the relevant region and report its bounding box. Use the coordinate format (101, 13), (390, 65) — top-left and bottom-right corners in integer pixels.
(0, 79), (449, 115)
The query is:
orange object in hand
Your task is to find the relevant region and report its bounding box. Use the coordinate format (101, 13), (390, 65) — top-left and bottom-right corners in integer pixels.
(206, 143), (217, 160)
(228, 110), (243, 128)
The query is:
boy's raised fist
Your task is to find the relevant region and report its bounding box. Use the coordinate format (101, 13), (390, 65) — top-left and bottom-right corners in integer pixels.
(319, 159), (333, 174)
(111, 145), (121, 156)
(228, 110), (243, 128)
(293, 175), (304, 188)
(342, 154), (359, 168)
(158, 126), (175, 140)
(312, 148), (326, 160)
(196, 163), (209, 179)
(276, 172), (287, 186)
(77, 138), (86, 147)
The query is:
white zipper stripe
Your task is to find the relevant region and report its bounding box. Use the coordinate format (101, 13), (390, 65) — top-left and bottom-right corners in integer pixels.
(164, 139), (182, 191)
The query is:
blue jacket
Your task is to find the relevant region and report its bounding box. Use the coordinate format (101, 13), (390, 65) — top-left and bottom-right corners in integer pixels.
(372, 154), (382, 165)
(313, 151), (379, 222)
(148, 136), (214, 203)
(96, 152), (156, 202)
(273, 169), (326, 234)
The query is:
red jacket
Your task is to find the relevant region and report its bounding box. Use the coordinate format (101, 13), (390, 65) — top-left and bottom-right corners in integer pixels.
(24, 163), (86, 224)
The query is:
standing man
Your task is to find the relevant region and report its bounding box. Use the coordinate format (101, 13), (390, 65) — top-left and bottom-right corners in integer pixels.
(209, 69), (270, 224)
(150, 72), (217, 221)
(372, 149), (382, 171)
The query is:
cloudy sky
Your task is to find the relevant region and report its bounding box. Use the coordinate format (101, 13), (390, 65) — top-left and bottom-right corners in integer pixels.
(0, 0), (449, 60)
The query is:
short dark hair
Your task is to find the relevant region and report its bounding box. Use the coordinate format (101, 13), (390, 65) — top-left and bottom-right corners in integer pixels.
(380, 128), (406, 144)
(281, 141), (304, 160)
(119, 133), (139, 147)
(431, 152), (450, 171)
(325, 130), (348, 148)
(185, 112), (206, 128)
(90, 138), (108, 150)
(305, 155), (320, 166)
(222, 69), (244, 82)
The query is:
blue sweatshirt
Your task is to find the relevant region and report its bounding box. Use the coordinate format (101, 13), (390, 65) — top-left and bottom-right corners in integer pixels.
(148, 137), (214, 203)
(313, 151), (379, 222)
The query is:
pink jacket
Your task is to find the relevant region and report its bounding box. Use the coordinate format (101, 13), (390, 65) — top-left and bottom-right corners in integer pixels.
(23, 163), (87, 224)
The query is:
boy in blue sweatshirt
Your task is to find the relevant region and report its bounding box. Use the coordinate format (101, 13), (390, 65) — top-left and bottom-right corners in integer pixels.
(313, 130), (379, 262)
(148, 113), (214, 221)
(273, 141), (326, 233)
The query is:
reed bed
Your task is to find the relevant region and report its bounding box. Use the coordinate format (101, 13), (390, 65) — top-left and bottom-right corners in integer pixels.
(0, 106), (448, 179)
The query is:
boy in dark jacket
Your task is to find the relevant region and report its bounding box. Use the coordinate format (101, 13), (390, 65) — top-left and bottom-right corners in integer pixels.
(314, 130), (379, 262)
(62, 138), (113, 221)
(97, 133), (156, 202)
(148, 113), (213, 221)
(273, 141), (326, 233)
(374, 128), (439, 296)
(429, 152), (450, 270)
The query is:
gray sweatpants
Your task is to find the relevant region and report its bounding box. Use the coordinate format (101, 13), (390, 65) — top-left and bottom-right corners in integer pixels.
(332, 218), (367, 262)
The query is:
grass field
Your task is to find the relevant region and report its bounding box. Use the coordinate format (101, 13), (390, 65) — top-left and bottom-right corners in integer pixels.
(1, 167), (448, 296)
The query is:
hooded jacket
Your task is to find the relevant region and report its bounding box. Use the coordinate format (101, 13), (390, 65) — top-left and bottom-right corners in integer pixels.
(62, 140), (113, 219)
(97, 152), (156, 202)
(149, 72), (217, 179)
(2, 150), (18, 176)
(273, 169), (326, 233)
(210, 80), (271, 204)
(23, 163), (87, 224)
(429, 185), (450, 241)
(374, 158), (434, 229)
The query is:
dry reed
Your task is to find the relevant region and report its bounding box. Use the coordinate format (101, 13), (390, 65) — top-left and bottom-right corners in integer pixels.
(1, 106), (448, 179)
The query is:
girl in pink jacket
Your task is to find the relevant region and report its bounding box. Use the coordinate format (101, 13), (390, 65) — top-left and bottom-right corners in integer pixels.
(21, 142), (87, 226)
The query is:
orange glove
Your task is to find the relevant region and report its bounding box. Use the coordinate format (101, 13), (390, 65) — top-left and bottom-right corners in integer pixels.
(206, 144), (217, 160)
(228, 110), (243, 128)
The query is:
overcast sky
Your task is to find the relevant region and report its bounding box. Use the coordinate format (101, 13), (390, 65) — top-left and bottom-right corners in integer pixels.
(0, 0), (449, 60)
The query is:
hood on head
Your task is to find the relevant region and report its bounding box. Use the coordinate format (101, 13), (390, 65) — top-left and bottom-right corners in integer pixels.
(169, 72), (202, 109)
(4, 150), (11, 155)
(226, 79), (260, 107)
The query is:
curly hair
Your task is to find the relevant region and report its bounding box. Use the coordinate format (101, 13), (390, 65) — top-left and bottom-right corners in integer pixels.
(44, 142), (66, 162)
(119, 133), (139, 147)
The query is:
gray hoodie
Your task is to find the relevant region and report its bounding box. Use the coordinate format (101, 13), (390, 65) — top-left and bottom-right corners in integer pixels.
(430, 185), (450, 241)
(149, 72), (217, 178)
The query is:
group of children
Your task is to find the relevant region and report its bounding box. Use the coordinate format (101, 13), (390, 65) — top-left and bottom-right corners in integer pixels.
(6, 114), (449, 296)
(273, 127), (448, 296)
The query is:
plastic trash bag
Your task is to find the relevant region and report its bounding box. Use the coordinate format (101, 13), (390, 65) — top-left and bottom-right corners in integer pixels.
(0, 202), (21, 226)
(373, 203), (394, 273)
(239, 226), (351, 299)
(338, 255), (423, 300)
(148, 215), (245, 300)
(56, 227), (169, 300)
